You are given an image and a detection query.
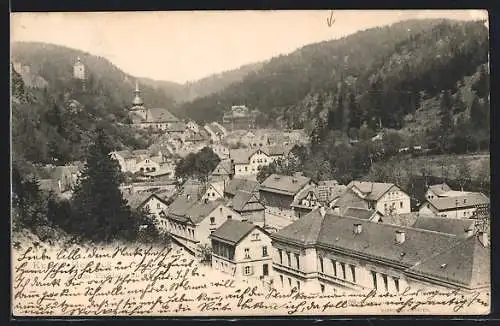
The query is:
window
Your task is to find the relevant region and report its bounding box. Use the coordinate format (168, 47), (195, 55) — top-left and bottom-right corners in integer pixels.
(244, 248), (250, 259)
(210, 217), (215, 225)
(341, 263), (346, 279)
(296, 281), (300, 290)
(295, 253), (300, 269)
(244, 266), (252, 276)
(227, 215), (232, 220)
(286, 252), (291, 267)
(245, 166), (248, 171)
(400, 201), (403, 208)
(350, 265), (356, 283)
(288, 278), (292, 288)
(319, 257), (324, 273)
(371, 271), (377, 290)
(331, 260), (337, 277)
(263, 264), (269, 276)
(279, 250), (283, 264)
(253, 233), (260, 241)
(280, 275), (284, 287)
(320, 284), (325, 293)
(382, 274), (388, 292)
(262, 246), (268, 257)
(157, 203), (161, 209)
(394, 278), (400, 293)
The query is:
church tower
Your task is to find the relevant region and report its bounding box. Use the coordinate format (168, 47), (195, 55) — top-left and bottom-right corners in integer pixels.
(73, 56), (86, 91)
(129, 81), (147, 121)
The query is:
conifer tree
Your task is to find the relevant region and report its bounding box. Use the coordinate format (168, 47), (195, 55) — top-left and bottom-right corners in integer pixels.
(347, 92), (362, 129)
(71, 127), (137, 242)
(439, 90), (453, 133)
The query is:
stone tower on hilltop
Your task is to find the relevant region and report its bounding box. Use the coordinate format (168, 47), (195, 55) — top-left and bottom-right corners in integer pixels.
(73, 56), (86, 91)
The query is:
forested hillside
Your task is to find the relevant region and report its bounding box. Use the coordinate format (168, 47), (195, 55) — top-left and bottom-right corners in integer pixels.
(10, 42), (168, 166)
(179, 19), (489, 132)
(139, 61), (265, 103)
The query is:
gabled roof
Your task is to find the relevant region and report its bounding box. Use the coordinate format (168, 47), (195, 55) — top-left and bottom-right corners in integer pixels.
(291, 185), (320, 207)
(185, 199), (225, 224)
(224, 178), (259, 196)
(343, 207), (378, 220)
(112, 150), (134, 159)
(210, 220), (259, 245)
(206, 181), (225, 198)
(271, 207), (330, 246)
(211, 159), (233, 176)
(427, 193), (490, 211)
(123, 192), (155, 210)
(167, 194), (200, 222)
(347, 181), (397, 201)
(412, 216), (476, 237)
(260, 174), (311, 196)
(229, 148), (254, 164)
(132, 149), (150, 156)
(230, 190), (265, 212)
(428, 183), (452, 196)
(378, 212), (420, 227)
(332, 187), (367, 208)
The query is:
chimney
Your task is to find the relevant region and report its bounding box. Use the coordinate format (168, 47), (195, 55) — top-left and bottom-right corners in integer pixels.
(319, 206), (326, 217)
(479, 232), (489, 247)
(353, 223), (363, 234)
(465, 227), (474, 238)
(395, 230), (406, 244)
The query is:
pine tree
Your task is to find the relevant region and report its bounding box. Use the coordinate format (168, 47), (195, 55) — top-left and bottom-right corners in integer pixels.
(335, 88), (345, 131)
(71, 128), (137, 242)
(439, 90), (453, 133)
(347, 92), (362, 129)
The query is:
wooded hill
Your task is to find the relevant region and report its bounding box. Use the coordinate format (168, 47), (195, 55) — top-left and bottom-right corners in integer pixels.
(179, 19), (489, 135)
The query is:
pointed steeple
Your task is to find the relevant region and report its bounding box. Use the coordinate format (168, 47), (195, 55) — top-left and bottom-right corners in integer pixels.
(132, 81), (144, 106)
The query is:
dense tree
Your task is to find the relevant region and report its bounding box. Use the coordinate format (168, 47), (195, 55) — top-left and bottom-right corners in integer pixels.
(71, 128), (137, 242)
(174, 147), (220, 183)
(456, 159), (472, 191)
(471, 65), (489, 98)
(470, 95), (487, 129)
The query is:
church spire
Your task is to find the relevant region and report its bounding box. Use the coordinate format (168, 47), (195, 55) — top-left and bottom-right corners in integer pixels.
(132, 81), (144, 106)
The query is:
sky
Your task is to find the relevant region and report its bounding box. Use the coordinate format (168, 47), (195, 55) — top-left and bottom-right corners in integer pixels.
(11, 10), (488, 84)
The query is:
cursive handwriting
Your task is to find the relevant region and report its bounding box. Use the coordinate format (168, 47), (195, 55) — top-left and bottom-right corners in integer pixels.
(326, 10), (336, 27)
(12, 244), (490, 316)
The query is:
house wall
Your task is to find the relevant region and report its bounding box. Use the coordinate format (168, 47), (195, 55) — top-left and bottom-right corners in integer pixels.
(418, 202), (478, 219)
(141, 196), (169, 232)
(376, 187), (411, 215)
(201, 184), (224, 201)
(272, 242), (320, 293)
(233, 228), (273, 280)
(240, 209), (265, 226)
(194, 205), (243, 249)
(168, 219), (198, 250)
(260, 191), (295, 218)
(133, 159), (161, 174)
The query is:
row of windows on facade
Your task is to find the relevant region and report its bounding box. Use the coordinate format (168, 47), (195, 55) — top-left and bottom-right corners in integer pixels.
(210, 215), (232, 225)
(244, 264), (269, 276)
(213, 241), (268, 260)
(237, 166), (262, 173)
(170, 221), (195, 238)
(318, 256), (401, 293)
(139, 167), (156, 172)
(384, 201), (404, 210)
(278, 249), (301, 269)
(280, 275), (301, 291)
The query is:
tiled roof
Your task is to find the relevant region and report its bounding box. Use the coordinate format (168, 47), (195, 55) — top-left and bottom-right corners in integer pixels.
(343, 207), (377, 220)
(412, 215), (476, 237)
(272, 207), (331, 246)
(113, 150), (134, 159)
(230, 190), (265, 212)
(210, 220), (258, 245)
(210, 122), (226, 135)
(147, 108), (179, 123)
(38, 179), (59, 192)
(427, 193), (490, 211)
(123, 192), (153, 210)
(347, 181), (396, 201)
(211, 159), (233, 176)
(291, 185), (320, 207)
(229, 148), (254, 164)
(378, 212), (420, 227)
(316, 214), (460, 269)
(428, 183), (452, 196)
(224, 178), (259, 196)
(165, 122), (187, 132)
(260, 174), (311, 196)
(185, 199), (225, 224)
(333, 188), (367, 209)
(261, 145), (287, 157)
(318, 180), (339, 188)
(167, 194), (200, 222)
(407, 236), (490, 289)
